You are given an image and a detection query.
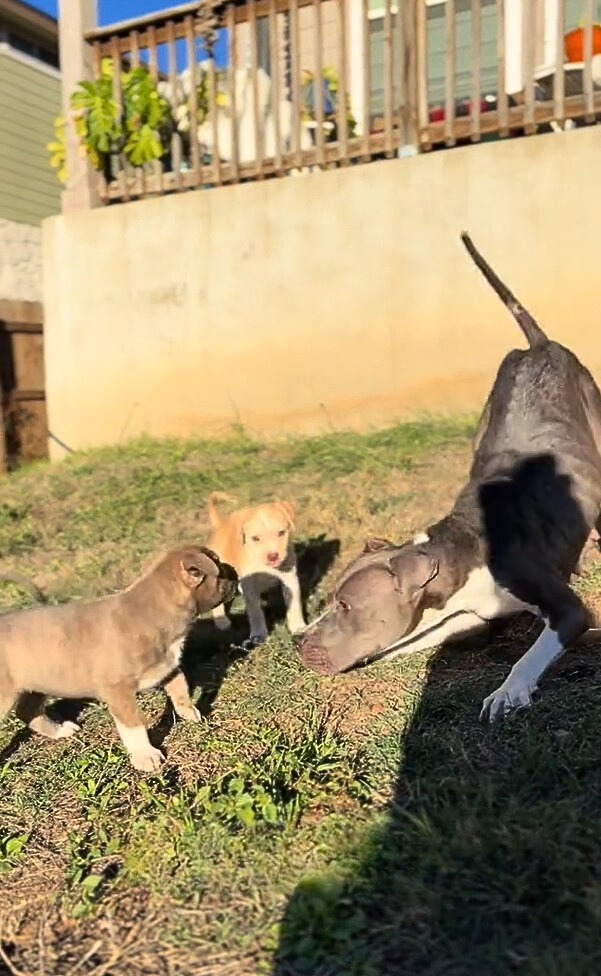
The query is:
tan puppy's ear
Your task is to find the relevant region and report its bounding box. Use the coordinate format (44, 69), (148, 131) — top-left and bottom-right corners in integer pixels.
(277, 499), (296, 528)
(180, 550), (218, 588)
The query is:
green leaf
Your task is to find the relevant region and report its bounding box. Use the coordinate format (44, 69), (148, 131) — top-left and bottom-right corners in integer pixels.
(236, 805), (255, 827)
(262, 801), (279, 824)
(81, 873), (103, 892)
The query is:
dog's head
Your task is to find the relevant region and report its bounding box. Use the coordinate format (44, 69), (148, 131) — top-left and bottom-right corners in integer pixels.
(296, 538), (438, 674)
(176, 546), (238, 612)
(241, 500), (296, 570)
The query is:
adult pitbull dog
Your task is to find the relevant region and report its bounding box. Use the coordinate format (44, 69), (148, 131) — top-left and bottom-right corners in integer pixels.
(298, 232), (601, 721)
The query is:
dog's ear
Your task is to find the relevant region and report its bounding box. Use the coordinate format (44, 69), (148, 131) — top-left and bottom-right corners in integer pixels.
(180, 550), (218, 588)
(362, 537), (393, 554)
(389, 548), (438, 602)
(277, 499), (296, 528)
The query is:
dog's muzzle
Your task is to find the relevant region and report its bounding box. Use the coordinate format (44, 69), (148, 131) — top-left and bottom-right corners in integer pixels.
(295, 630), (337, 675)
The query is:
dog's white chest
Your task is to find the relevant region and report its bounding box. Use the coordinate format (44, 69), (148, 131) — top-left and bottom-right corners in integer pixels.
(435, 565), (533, 622)
(137, 637), (184, 691)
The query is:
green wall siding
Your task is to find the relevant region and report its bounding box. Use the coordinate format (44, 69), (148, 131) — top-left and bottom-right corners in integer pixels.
(0, 52), (61, 225)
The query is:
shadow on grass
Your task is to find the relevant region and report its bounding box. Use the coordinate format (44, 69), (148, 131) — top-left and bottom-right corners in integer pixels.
(274, 619), (601, 976)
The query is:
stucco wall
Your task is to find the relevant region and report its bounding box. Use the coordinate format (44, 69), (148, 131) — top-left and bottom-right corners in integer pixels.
(0, 218), (42, 302)
(42, 125), (601, 458)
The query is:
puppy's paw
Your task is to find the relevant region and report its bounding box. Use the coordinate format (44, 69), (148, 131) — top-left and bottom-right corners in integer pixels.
(231, 635), (266, 654)
(214, 617), (233, 631)
(288, 618), (307, 636)
(480, 677), (535, 723)
(177, 704), (202, 723)
(131, 746), (165, 772)
(55, 720), (81, 739)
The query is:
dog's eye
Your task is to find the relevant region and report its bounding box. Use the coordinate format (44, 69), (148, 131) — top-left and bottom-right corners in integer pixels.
(278, 529), (286, 537)
(337, 599), (351, 612)
(251, 535), (260, 543)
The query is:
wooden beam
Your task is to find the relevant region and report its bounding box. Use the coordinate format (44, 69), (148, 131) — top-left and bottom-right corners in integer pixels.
(58, 0), (102, 213)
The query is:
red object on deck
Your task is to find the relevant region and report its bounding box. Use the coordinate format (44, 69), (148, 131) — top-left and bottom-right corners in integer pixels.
(564, 26), (601, 62)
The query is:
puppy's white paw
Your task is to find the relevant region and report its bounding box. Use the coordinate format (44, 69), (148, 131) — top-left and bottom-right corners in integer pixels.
(480, 676), (535, 723)
(55, 720), (80, 739)
(214, 617), (232, 631)
(177, 704), (201, 723)
(131, 746), (165, 772)
(288, 618), (307, 636)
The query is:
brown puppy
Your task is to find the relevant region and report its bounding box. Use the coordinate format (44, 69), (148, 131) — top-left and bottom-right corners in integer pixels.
(0, 546), (237, 772)
(207, 492), (305, 644)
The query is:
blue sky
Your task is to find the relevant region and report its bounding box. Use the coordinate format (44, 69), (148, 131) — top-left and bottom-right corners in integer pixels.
(30, 1), (190, 25)
(29, 1), (229, 67)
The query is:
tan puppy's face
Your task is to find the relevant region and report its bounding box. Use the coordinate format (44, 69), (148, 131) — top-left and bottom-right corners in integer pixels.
(178, 546), (238, 611)
(242, 501), (295, 569)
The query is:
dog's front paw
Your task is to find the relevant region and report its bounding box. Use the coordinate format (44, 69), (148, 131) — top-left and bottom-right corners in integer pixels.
(287, 617), (307, 635)
(480, 676), (535, 723)
(131, 745), (165, 772)
(249, 631), (268, 645)
(177, 704), (201, 723)
(55, 720), (81, 739)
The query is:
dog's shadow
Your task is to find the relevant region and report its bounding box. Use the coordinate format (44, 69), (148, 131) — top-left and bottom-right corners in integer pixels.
(273, 617), (601, 974)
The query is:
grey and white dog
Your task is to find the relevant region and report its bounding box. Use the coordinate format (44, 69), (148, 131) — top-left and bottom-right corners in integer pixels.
(298, 232), (601, 721)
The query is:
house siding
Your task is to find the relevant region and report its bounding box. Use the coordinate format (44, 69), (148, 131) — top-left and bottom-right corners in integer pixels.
(0, 48), (61, 225)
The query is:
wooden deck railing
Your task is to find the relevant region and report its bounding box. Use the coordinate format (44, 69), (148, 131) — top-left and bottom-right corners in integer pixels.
(60, 0), (601, 208)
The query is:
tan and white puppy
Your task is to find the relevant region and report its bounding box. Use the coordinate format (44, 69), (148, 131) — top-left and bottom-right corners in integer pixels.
(0, 546), (237, 772)
(207, 492), (306, 644)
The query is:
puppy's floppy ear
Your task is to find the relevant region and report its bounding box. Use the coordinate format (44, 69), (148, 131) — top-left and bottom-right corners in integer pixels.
(277, 499), (296, 528)
(389, 548), (438, 603)
(180, 550), (219, 588)
(362, 537), (394, 554)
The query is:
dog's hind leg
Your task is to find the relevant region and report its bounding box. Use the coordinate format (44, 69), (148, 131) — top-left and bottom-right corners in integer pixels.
(481, 578), (590, 722)
(15, 692), (80, 739)
(163, 668), (200, 723)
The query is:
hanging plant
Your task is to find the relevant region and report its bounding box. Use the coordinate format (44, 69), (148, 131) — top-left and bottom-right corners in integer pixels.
(57, 58), (174, 180)
(47, 114), (67, 185)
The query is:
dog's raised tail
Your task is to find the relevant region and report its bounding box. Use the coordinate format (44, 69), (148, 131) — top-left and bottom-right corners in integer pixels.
(208, 491), (237, 529)
(460, 232), (547, 348)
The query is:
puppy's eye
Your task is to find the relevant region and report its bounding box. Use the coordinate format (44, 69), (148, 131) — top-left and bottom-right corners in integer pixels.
(251, 535), (260, 543)
(337, 599), (351, 612)
(278, 529), (286, 537)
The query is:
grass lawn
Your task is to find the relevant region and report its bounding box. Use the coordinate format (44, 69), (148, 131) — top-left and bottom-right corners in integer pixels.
(2, 416), (601, 975)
